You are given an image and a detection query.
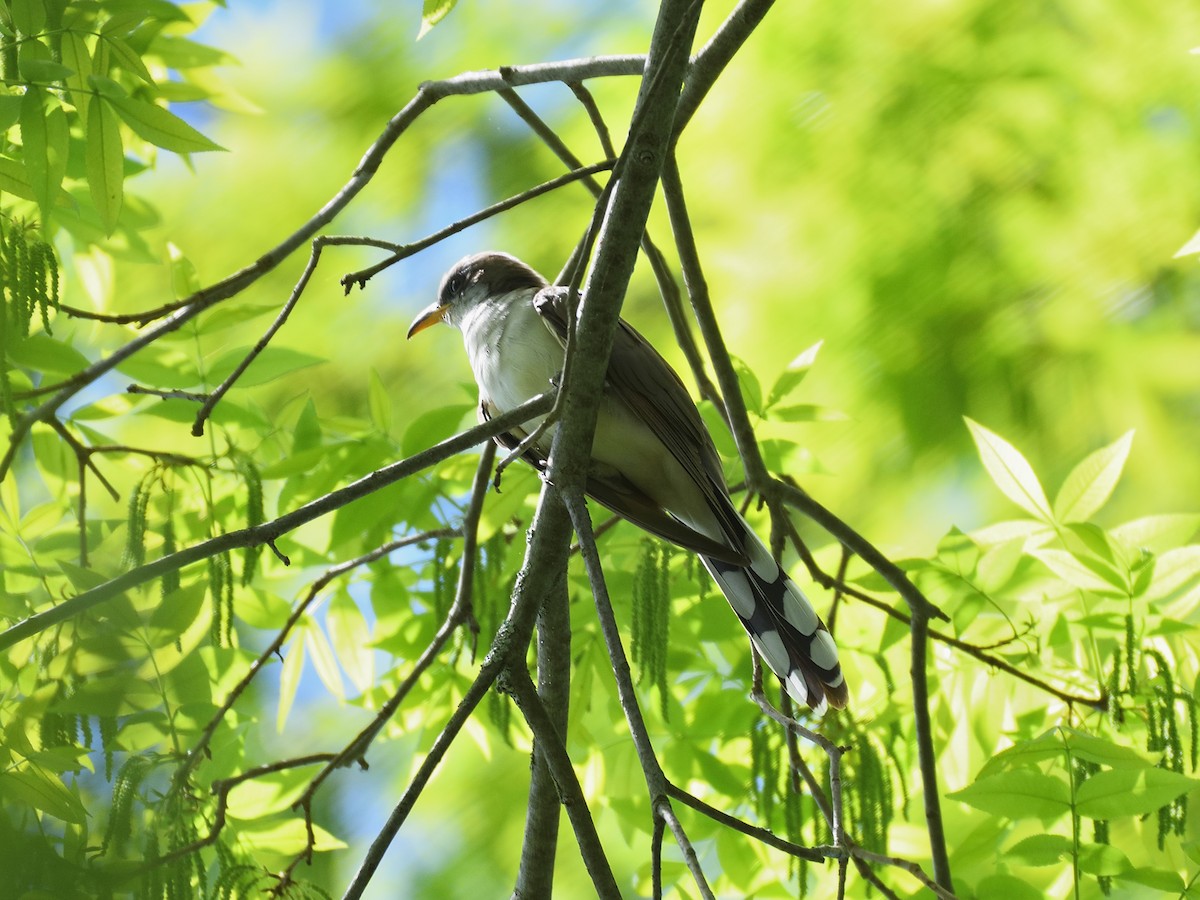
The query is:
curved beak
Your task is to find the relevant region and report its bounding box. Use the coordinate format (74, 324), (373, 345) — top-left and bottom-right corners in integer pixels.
(407, 301), (448, 339)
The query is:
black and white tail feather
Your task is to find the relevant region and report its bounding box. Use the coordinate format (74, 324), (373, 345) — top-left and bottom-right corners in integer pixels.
(702, 518), (847, 715)
(413, 253), (851, 717)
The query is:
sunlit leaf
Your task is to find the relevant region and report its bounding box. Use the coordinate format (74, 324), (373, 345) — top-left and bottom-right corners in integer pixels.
(207, 346), (326, 388)
(765, 340), (823, 408)
(417, 0), (458, 39)
(1075, 768), (1199, 819)
(304, 619), (344, 700)
(0, 765), (86, 824)
(104, 93), (225, 152)
(1030, 548), (1124, 594)
(86, 97), (124, 234)
(328, 590), (374, 694)
(277, 636), (304, 731)
(965, 419), (1052, 521)
(1007, 833), (1073, 866)
(949, 770), (1070, 821)
(1053, 431), (1133, 523)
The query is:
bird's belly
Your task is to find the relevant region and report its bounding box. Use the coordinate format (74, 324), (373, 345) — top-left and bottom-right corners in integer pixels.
(468, 317), (562, 441)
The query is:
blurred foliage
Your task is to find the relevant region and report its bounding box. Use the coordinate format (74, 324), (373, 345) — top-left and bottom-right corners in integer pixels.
(1, 0), (1200, 897)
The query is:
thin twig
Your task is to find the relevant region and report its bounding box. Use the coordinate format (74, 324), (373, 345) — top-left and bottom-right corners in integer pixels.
(191, 240), (323, 437)
(339, 159), (616, 289)
(666, 782), (825, 861)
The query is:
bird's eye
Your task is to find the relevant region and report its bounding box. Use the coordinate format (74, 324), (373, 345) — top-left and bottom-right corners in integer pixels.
(447, 273), (466, 295)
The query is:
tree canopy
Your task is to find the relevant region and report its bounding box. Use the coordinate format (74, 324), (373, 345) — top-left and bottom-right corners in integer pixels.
(2, 0), (1199, 897)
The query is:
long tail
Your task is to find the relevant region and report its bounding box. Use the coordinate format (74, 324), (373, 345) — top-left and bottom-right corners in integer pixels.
(701, 519), (848, 715)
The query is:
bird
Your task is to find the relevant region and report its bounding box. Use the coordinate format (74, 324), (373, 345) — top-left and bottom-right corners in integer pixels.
(408, 251), (848, 714)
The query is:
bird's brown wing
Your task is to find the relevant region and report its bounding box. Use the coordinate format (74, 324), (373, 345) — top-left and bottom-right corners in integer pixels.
(533, 286), (748, 564)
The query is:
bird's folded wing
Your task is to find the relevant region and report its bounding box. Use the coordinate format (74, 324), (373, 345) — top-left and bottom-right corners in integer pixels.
(533, 286), (748, 563)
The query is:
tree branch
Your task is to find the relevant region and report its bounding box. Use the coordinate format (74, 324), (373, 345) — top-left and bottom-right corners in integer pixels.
(506, 667), (621, 900)
(514, 566), (573, 897)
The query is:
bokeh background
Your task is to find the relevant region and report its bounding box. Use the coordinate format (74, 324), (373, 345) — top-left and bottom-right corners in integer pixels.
(88, 0), (1200, 893)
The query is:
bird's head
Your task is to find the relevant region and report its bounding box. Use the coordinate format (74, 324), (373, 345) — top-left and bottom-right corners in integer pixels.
(407, 252), (548, 338)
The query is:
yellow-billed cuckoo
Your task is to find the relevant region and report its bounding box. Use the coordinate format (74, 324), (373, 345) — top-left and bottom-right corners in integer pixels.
(408, 252), (848, 714)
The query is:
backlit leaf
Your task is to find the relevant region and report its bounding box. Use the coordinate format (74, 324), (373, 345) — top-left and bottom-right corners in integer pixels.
(966, 419), (1052, 521)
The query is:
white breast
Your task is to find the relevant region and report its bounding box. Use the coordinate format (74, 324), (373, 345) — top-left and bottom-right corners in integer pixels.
(460, 292), (563, 434)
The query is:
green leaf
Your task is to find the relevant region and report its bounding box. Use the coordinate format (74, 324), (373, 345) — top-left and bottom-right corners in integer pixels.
(1074, 767), (1199, 819)
(328, 590), (374, 694)
(975, 874), (1044, 900)
(1054, 430), (1133, 522)
(207, 346), (325, 388)
(1076, 842), (1131, 876)
(766, 340), (823, 408)
(401, 404), (473, 457)
(965, 419), (1052, 521)
(977, 731), (1063, 777)
(1117, 867), (1187, 892)
(20, 87), (51, 219)
(87, 97), (124, 234)
(19, 56), (75, 82)
(1030, 549), (1122, 594)
(1110, 514), (1200, 553)
(101, 33), (154, 84)
(57, 560), (108, 592)
(61, 29), (94, 123)
(1140, 546), (1200, 606)
(948, 769), (1071, 821)
(0, 94), (22, 131)
(10, 0), (47, 36)
(731, 356), (764, 417)
(147, 34), (232, 68)
(417, 0), (458, 39)
(236, 817), (347, 854)
(167, 242), (200, 297)
(105, 94), (225, 152)
(0, 765), (86, 824)
(277, 636), (304, 731)
(8, 334), (90, 377)
(1007, 833), (1073, 866)
(1060, 729), (1155, 769)
(304, 621), (344, 700)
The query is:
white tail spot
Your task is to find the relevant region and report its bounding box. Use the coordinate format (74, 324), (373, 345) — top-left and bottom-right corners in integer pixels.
(809, 630), (840, 671)
(751, 629), (790, 677)
(747, 537), (779, 581)
(783, 581), (818, 635)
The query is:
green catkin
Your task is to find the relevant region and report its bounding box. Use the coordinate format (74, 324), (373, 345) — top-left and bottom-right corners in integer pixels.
(161, 514), (179, 598)
(123, 473), (153, 570)
(208, 554), (226, 645)
(654, 545), (672, 718)
(1124, 614), (1137, 695)
(432, 538), (450, 619)
(221, 550), (235, 645)
(104, 755), (153, 855)
(1107, 646), (1124, 726)
(239, 456), (264, 585)
(631, 540), (656, 684)
(142, 829), (161, 899)
(99, 716), (117, 780)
